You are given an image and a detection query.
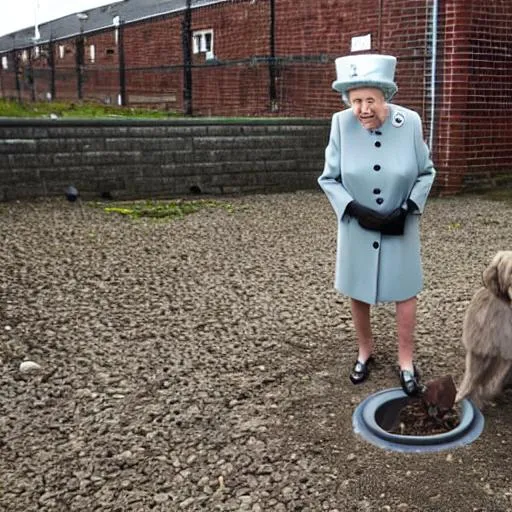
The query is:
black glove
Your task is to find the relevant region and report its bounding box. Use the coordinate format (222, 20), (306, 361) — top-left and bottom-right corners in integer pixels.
(379, 199), (417, 236)
(346, 201), (387, 231)
(380, 207), (408, 235)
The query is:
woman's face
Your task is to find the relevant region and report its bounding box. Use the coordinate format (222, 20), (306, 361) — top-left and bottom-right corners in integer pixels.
(348, 87), (388, 130)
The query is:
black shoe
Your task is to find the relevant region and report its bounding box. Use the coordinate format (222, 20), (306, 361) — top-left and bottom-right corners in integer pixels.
(399, 365), (421, 396)
(350, 356), (374, 385)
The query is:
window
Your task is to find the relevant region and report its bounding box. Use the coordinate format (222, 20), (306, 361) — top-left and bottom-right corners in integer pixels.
(192, 29), (214, 60)
(33, 46), (40, 58)
(22, 50), (28, 62)
(1, 56), (8, 70)
(89, 44), (96, 63)
(59, 45), (65, 59)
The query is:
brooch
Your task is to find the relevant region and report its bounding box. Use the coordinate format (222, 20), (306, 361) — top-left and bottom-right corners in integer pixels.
(392, 111), (405, 127)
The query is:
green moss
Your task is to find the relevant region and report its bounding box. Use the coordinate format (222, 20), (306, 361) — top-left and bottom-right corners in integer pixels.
(0, 99), (179, 119)
(93, 199), (233, 220)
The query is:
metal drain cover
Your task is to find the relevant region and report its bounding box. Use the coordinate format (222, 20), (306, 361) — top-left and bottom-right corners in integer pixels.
(353, 387), (484, 453)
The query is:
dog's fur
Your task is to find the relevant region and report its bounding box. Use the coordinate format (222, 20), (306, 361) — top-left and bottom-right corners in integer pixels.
(456, 251), (512, 407)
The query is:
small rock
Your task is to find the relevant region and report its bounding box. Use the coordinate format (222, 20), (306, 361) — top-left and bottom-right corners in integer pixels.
(397, 504), (409, 511)
(239, 495), (252, 506)
(281, 486), (294, 500)
(446, 453), (453, 462)
(154, 493), (169, 503)
(347, 453), (356, 461)
(19, 361), (42, 373)
(483, 483), (494, 496)
(179, 497), (195, 508)
(120, 480), (132, 489)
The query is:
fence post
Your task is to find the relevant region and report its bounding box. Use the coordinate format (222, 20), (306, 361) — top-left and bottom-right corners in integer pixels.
(182, 0), (193, 116)
(48, 40), (56, 100)
(28, 50), (36, 102)
(269, 0), (277, 112)
(118, 20), (126, 106)
(76, 36), (84, 100)
(14, 52), (21, 102)
(76, 14), (88, 100)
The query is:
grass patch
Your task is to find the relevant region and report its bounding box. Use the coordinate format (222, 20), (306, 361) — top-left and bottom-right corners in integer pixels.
(93, 199), (234, 220)
(0, 99), (179, 119)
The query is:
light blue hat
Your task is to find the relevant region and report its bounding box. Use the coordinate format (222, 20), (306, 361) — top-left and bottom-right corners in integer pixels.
(332, 54), (398, 104)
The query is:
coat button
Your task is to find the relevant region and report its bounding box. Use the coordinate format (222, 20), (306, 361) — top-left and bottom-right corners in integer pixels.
(373, 241), (379, 249)
(376, 198), (384, 205)
(373, 165), (381, 171)
(375, 141), (381, 148)
(375, 131), (382, 135)
(373, 188), (381, 194)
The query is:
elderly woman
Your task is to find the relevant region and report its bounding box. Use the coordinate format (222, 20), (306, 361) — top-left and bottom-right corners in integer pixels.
(318, 54), (436, 396)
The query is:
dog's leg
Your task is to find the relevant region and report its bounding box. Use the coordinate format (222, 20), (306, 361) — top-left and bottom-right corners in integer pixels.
(479, 357), (512, 404)
(456, 352), (482, 403)
(457, 353), (512, 407)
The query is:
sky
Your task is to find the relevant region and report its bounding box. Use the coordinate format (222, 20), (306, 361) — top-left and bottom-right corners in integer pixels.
(0, 0), (122, 38)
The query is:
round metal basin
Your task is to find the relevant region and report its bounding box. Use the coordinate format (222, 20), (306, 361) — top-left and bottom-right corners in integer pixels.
(353, 388), (484, 453)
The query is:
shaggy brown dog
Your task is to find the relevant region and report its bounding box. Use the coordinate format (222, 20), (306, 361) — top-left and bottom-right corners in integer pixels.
(456, 251), (512, 408)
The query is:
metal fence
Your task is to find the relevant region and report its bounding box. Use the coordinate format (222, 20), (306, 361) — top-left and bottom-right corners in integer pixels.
(0, 52), (352, 119)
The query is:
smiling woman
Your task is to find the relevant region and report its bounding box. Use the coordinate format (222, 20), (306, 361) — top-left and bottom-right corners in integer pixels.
(317, 53), (436, 396)
(347, 87), (388, 131)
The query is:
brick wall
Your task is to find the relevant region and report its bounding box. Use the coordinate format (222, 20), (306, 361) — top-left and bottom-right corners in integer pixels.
(462, 0), (512, 191)
(0, 118), (329, 202)
(1, 0), (512, 195)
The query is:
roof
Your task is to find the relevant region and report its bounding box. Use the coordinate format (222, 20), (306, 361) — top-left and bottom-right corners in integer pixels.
(0, 0), (227, 54)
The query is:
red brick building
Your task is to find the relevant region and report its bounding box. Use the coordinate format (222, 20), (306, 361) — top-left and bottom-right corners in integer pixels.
(1, 0), (512, 194)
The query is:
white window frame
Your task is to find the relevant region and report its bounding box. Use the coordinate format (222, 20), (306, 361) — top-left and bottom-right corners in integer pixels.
(22, 50), (28, 62)
(192, 29), (214, 60)
(89, 44), (96, 63)
(1, 56), (8, 70)
(34, 46), (40, 58)
(59, 45), (65, 59)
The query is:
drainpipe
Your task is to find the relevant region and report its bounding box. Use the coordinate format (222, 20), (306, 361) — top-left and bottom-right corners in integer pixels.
(428, 0), (439, 151)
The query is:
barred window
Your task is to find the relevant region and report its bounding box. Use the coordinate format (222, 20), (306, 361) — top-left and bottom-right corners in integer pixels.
(192, 29), (214, 60)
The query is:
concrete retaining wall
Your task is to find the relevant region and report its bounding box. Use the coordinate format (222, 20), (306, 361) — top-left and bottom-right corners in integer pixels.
(0, 118), (329, 202)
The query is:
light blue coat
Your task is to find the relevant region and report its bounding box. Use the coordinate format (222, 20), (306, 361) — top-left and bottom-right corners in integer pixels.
(318, 104), (436, 305)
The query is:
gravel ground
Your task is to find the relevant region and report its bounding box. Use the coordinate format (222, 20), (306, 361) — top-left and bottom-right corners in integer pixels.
(1, 191), (512, 512)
